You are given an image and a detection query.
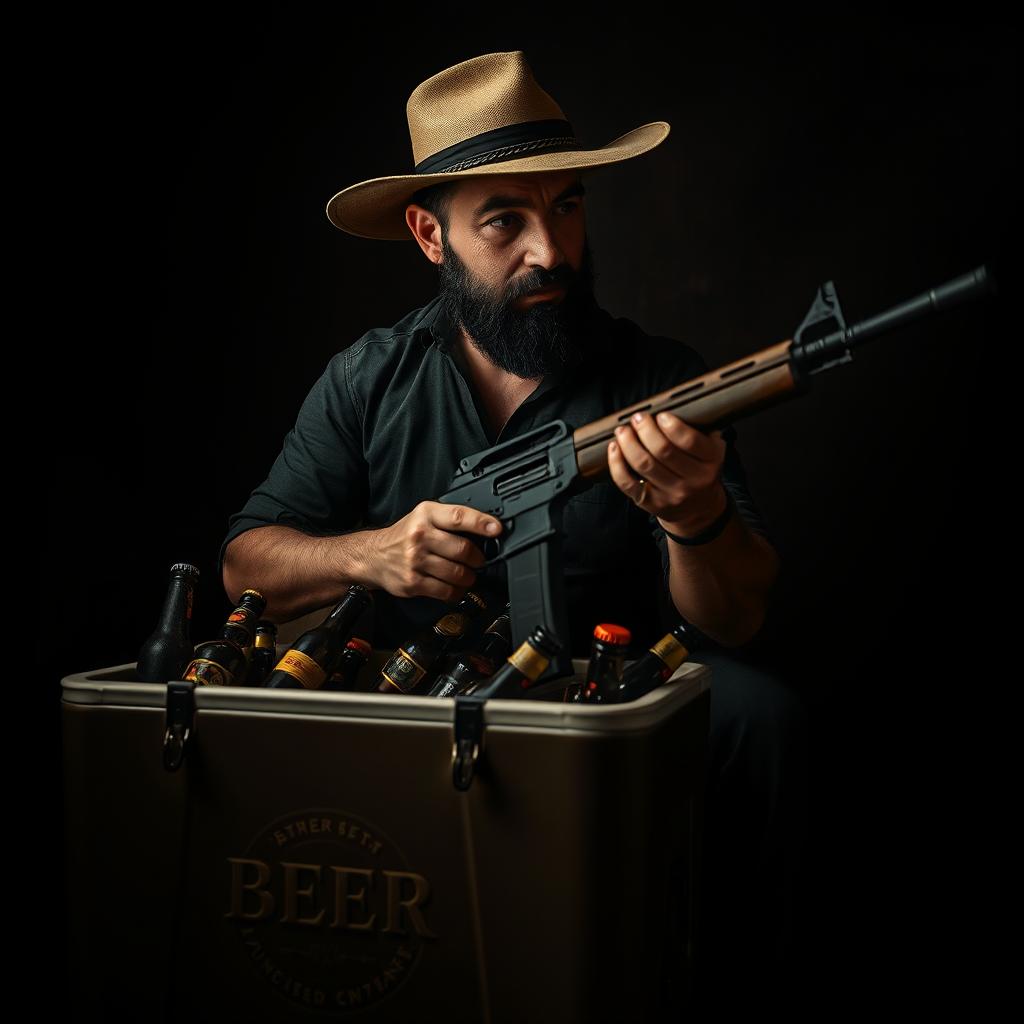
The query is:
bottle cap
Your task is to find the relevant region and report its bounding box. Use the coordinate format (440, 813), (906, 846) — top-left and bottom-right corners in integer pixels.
(170, 562), (200, 578)
(465, 590), (487, 610)
(530, 623), (563, 656)
(241, 588), (265, 601)
(593, 623), (632, 645)
(346, 637), (372, 655)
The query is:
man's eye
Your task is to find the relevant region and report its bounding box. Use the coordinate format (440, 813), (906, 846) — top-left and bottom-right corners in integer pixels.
(485, 202), (579, 231)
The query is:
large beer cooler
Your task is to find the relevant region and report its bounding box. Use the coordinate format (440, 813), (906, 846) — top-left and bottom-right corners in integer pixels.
(62, 650), (710, 1022)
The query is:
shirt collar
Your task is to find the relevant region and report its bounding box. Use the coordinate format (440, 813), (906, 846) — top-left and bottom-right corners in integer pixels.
(420, 295), (458, 353)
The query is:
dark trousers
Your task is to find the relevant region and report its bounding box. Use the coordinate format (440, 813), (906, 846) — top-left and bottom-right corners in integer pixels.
(686, 648), (810, 1014)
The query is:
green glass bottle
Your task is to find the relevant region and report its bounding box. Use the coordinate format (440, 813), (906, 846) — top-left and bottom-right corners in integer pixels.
(264, 586), (374, 690)
(245, 620), (279, 685)
(183, 589), (266, 687)
(428, 610), (512, 697)
(135, 562), (200, 683)
(378, 591), (488, 695)
(614, 621), (699, 702)
(469, 624), (564, 700)
(323, 637), (373, 692)
(574, 623), (632, 704)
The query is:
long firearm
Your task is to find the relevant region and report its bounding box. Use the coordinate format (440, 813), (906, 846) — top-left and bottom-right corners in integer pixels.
(439, 266), (995, 683)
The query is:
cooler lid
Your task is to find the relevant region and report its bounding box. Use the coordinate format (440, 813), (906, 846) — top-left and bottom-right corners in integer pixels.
(62, 658), (708, 734)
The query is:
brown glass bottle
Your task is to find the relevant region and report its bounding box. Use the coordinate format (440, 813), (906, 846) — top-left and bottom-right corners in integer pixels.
(468, 624), (563, 700)
(183, 589), (266, 687)
(245, 621), (279, 685)
(428, 611), (513, 697)
(575, 623), (632, 704)
(136, 562), (200, 683)
(265, 585), (374, 690)
(378, 591), (488, 695)
(323, 637), (373, 692)
(614, 621), (699, 702)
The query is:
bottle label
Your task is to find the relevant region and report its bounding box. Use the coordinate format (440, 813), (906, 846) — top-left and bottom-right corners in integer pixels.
(229, 609), (254, 625)
(381, 650), (426, 693)
(435, 613), (467, 638)
(509, 643), (550, 682)
(431, 675), (459, 699)
(651, 634), (689, 673)
(184, 659), (231, 687)
(274, 649), (326, 690)
(255, 634), (276, 650)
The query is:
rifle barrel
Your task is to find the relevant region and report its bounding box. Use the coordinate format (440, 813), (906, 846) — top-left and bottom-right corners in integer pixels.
(572, 264), (995, 480)
(791, 264), (994, 374)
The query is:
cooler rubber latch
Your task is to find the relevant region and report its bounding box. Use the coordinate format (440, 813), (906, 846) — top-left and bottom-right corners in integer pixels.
(452, 695), (487, 791)
(163, 680), (196, 772)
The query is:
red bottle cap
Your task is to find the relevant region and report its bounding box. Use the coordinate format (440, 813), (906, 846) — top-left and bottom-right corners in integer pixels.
(346, 637), (372, 655)
(592, 623), (632, 645)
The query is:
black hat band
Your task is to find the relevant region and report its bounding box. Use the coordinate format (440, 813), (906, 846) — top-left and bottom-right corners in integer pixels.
(414, 118), (580, 175)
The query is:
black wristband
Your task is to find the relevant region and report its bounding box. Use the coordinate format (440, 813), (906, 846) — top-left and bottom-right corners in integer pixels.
(661, 490), (734, 546)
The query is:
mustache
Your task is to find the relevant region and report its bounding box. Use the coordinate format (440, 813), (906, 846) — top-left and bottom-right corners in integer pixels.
(438, 233), (594, 314)
(504, 263), (577, 303)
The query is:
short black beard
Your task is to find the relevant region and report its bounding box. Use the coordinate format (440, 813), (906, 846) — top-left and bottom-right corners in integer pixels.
(437, 233), (598, 378)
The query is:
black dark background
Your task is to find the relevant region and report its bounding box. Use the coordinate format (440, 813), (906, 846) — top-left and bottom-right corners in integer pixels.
(49, 17), (1017, 1012)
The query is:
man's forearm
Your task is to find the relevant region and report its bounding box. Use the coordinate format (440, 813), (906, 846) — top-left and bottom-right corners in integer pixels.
(222, 525), (374, 623)
(663, 509), (781, 648)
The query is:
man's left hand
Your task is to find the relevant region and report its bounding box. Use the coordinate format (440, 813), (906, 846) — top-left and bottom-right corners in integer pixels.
(607, 410), (729, 536)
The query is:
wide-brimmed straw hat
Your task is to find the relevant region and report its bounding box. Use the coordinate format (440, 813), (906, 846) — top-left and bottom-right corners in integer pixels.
(326, 50), (670, 241)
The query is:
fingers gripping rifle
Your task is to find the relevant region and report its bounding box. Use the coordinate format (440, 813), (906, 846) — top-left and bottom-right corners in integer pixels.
(439, 266), (995, 686)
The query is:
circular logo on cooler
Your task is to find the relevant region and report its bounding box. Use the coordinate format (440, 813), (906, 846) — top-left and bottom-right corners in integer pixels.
(225, 808), (436, 1014)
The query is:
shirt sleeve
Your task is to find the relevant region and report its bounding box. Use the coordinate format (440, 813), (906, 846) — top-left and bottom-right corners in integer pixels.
(217, 349), (369, 577)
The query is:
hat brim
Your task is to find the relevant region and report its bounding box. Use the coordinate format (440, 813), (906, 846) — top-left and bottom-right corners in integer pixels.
(326, 121), (670, 241)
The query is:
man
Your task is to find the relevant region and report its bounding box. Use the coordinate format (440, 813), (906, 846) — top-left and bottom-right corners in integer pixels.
(220, 50), (807, 1009)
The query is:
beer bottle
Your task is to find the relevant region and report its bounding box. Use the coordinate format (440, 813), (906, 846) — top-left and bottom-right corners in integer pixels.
(265, 585), (374, 690)
(428, 611), (513, 697)
(136, 562), (200, 683)
(615, 621), (700, 702)
(245, 620), (279, 685)
(323, 637), (373, 692)
(183, 588), (266, 687)
(378, 591), (488, 695)
(575, 623), (632, 704)
(469, 623), (563, 700)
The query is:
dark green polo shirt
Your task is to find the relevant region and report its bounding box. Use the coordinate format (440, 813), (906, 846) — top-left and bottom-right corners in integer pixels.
(218, 294), (770, 656)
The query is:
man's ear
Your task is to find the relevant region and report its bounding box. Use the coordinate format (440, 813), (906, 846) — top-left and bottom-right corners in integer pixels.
(405, 205), (443, 265)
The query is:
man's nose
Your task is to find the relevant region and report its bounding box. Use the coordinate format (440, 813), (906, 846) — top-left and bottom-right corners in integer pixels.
(521, 218), (566, 271)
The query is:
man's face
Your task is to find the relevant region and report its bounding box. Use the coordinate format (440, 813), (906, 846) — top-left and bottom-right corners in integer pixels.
(435, 170), (597, 378)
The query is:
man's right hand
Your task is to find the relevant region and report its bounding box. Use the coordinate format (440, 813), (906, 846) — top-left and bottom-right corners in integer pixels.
(360, 501), (503, 603)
